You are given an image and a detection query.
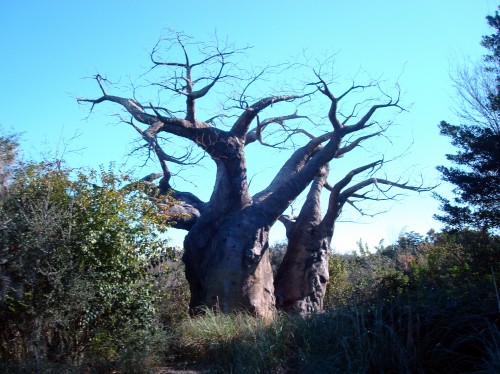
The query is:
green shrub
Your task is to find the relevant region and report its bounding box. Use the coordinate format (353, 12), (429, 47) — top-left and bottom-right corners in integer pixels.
(152, 254), (191, 329)
(0, 161), (174, 371)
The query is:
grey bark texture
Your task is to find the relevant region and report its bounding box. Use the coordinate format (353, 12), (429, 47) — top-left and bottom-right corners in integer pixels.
(275, 166), (332, 314)
(183, 210), (275, 318)
(275, 160), (432, 315)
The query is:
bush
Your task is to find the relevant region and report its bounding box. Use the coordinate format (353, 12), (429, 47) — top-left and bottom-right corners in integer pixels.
(0, 161), (174, 371)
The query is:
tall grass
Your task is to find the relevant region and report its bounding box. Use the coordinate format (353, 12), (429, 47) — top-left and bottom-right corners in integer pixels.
(176, 309), (288, 373)
(173, 302), (500, 373)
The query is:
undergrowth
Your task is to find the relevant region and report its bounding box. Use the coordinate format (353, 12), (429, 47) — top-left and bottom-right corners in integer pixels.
(174, 302), (499, 373)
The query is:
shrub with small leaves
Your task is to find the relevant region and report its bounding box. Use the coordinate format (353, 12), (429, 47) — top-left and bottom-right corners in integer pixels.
(0, 161), (174, 370)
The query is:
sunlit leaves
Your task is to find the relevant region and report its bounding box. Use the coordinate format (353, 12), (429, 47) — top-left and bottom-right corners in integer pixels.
(0, 160), (173, 363)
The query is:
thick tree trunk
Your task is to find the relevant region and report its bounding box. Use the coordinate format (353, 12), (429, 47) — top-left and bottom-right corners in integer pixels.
(275, 231), (331, 315)
(183, 210), (276, 319)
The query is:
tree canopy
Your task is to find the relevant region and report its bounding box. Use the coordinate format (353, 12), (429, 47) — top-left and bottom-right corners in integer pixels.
(436, 8), (500, 232)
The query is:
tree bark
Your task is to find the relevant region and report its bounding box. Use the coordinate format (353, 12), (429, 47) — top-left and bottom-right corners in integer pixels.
(275, 160), (431, 315)
(183, 209), (275, 318)
(275, 166), (332, 315)
(275, 234), (331, 314)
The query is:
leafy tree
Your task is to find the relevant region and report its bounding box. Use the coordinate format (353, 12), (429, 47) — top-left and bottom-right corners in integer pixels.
(0, 161), (173, 369)
(407, 229), (498, 308)
(378, 231), (424, 259)
(436, 8), (500, 232)
(268, 241), (287, 277)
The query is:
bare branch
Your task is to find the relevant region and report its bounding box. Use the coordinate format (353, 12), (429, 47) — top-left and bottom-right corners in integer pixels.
(321, 159), (383, 225)
(334, 160), (384, 196)
(337, 81), (375, 101)
(336, 131), (381, 158)
(344, 199), (390, 218)
(278, 214), (297, 233)
(231, 94), (306, 139)
(141, 172), (163, 182)
(77, 79), (210, 147)
(344, 86), (404, 135)
(321, 158), (433, 227)
(451, 61), (500, 134)
(312, 71), (375, 131)
(245, 113), (308, 146)
(237, 64), (288, 109)
(149, 34), (189, 68)
(253, 131), (333, 205)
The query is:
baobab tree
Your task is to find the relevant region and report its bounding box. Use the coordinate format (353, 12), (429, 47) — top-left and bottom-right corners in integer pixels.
(78, 33), (423, 318)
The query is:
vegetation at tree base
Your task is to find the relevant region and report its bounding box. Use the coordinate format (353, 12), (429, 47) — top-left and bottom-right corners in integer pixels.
(171, 230), (500, 373)
(435, 9), (500, 232)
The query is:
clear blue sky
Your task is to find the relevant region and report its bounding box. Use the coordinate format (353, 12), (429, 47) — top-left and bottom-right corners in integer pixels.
(0, 0), (497, 251)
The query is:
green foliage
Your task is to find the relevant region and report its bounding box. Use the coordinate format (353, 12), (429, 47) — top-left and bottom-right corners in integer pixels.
(152, 253), (191, 328)
(325, 230), (499, 309)
(406, 230), (500, 310)
(482, 7), (500, 107)
(0, 161), (174, 371)
(324, 233), (424, 307)
(436, 120), (500, 231)
(269, 241), (287, 277)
